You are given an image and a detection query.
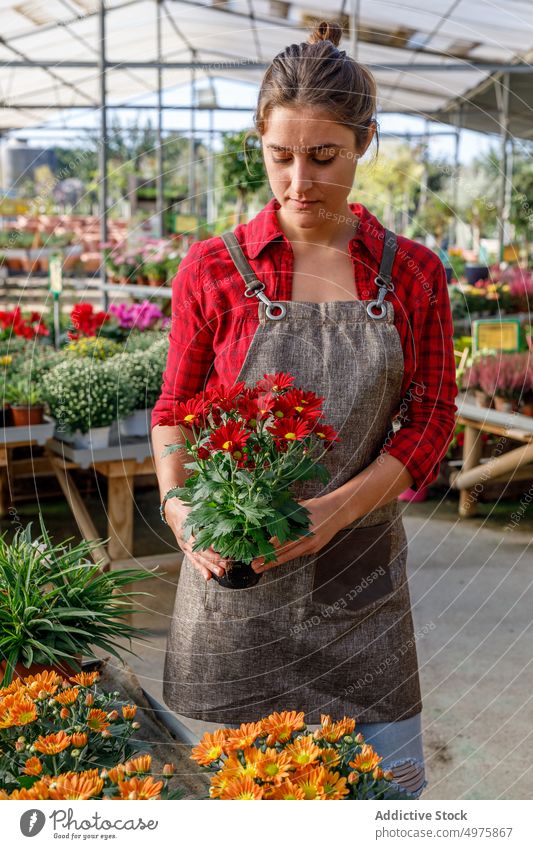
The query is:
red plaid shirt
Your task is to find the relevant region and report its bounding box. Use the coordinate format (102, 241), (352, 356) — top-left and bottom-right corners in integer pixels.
(152, 197), (458, 490)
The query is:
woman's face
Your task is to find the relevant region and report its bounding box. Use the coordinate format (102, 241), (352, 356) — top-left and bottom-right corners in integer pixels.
(261, 105), (373, 226)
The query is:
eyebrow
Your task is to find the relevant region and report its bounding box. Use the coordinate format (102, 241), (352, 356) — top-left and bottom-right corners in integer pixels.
(265, 144), (342, 152)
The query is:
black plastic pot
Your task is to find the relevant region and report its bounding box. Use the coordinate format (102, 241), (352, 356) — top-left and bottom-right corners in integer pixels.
(1, 405), (12, 428)
(465, 265), (489, 285)
(212, 561), (262, 589)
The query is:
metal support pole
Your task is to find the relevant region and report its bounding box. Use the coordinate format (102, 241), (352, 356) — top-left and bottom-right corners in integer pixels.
(98, 1), (109, 310)
(497, 73), (511, 263)
(452, 105), (462, 246)
(207, 107), (215, 227)
(189, 50), (197, 218)
(156, 0), (164, 238)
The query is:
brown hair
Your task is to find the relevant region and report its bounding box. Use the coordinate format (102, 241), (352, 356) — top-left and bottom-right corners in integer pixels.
(250, 19), (378, 156)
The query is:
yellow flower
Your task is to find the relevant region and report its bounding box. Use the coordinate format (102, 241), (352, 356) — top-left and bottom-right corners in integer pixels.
(117, 776), (163, 800)
(34, 731), (72, 755)
(260, 710), (306, 745)
(23, 756), (43, 776)
(55, 688), (79, 705)
(0, 354), (12, 366)
(256, 748), (293, 785)
(348, 744), (383, 773)
(225, 721), (263, 751)
(321, 768), (350, 799)
(319, 746), (341, 768)
(190, 729), (227, 766)
(285, 735), (321, 767)
(69, 671), (100, 687)
(219, 775), (264, 800)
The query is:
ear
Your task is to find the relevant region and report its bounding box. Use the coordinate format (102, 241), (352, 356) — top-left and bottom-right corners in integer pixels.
(356, 120), (377, 159)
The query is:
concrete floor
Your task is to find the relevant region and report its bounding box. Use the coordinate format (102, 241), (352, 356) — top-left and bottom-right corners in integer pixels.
(2, 485), (532, 799)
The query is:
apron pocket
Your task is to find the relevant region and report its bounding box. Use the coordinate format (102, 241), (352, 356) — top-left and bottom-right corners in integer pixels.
(312, 521), (394, 613)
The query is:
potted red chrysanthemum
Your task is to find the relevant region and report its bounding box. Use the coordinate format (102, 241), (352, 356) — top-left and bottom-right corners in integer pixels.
(162, 373), (339, 588)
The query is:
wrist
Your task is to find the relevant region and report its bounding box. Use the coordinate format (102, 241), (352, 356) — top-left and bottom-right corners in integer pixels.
(322, 488), (359, 531)
(159, 487), (180, 525)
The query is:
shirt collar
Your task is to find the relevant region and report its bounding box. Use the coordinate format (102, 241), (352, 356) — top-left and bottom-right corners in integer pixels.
(244, 196), (386, 263)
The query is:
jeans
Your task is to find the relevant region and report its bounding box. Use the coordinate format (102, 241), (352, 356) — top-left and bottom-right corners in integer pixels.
(353, 712), (427, 798)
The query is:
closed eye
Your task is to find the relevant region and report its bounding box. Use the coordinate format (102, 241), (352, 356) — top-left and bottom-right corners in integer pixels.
(272, 157), (336, 165)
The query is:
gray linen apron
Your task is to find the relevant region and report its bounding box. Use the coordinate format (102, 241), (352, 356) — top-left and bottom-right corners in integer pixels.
(163, 228), (422, 726)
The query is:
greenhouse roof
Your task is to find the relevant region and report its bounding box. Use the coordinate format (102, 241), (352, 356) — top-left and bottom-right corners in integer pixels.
(1, 0), (533, 135)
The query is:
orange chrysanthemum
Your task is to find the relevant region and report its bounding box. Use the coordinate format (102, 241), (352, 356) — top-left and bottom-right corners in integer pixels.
(8, 694), (37, 727)
(69, 671), (100, 687)
(23, 756), (43, 776)
(348, 744), (383, 774)
(209, 771), (233, 799)
(321, 768), (350, 799)
(190, 729), (227, 766)
(121, 704), (137, 720)
(220, 747), (262, 781)
(124, 754), (152, 775)
(55, 687), (79, 705)
(294, 765), (328, 800)
(107, 764), (127, 784)
(0, 677), (25, 698)
(117, 776), (163, 800)
(23, 670), (63, 698)
(267, 779), (306, 800)
(315, 714), (356, 744)
(71, 732), (88, 748)
(219, 775), (264, 800)
(224, 722), (263, 752)
(256, 748), (293, 785)
(0, 781), (50, 800)
(48, 769), (103, 800)
(261, 710), (306, 745)
(319, 746), (342, 768)
(285, 735), (322, 767)
(34, 730), (71, 755)
(86, 708), (110, 732)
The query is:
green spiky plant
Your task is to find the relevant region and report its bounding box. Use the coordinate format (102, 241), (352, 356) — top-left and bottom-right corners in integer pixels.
(0, 516), (154, 685)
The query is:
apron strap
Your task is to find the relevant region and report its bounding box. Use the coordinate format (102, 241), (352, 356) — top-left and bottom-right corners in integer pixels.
(220, 231), (264, 295)
(378, 228), (398, 285)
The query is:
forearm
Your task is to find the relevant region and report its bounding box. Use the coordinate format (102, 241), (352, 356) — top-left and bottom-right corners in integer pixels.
(151, 424), (195, 499)
(323, 453), (414, 528)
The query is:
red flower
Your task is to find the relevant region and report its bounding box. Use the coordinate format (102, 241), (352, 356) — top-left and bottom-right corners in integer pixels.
(236, 397), (264, 427)
(208, 382), (246, 413)
(256, 372), (295, 394)
(196, 446), (210, 460)
(170, 397), (207, 429)
(310, 421), (340, 445)
(68, 303), (110, 340)
(267, 416), (313, 442)
(209, 420), (251, 458)
(272, 389), (323, 421)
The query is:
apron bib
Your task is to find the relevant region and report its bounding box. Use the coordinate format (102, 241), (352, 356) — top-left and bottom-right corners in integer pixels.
(163, 229), (422, 725)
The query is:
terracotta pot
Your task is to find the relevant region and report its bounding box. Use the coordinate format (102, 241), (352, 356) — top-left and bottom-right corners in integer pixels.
(0, 654), (83, 686)
(10, 404), (44, 426)
(519, 402), (533, 417)
(148, 277), (163, 287)
(212, 560), (262, 589)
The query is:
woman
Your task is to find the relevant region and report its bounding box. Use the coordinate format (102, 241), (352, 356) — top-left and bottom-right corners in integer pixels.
(151, 20), (458, 798)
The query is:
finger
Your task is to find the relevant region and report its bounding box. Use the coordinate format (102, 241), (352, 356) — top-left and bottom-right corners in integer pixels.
(179, 540), (226, 577)
(191, 561), (213, 581)
(252, 543), (312, 573)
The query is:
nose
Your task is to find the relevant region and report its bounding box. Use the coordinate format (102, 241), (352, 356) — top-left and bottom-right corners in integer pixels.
(290, 158), (313, 195)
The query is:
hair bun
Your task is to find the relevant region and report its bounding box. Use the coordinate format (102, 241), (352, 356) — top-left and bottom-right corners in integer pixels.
(307, 20), (343, 47)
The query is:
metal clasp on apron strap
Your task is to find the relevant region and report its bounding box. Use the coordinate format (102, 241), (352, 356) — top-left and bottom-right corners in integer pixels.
(366, 229), (398, 321)
(221, 231), (287, 320)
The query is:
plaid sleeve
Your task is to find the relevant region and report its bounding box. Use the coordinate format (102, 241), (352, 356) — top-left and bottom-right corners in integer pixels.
(151, 241), (215, 428)
(381, 255), (458, 490)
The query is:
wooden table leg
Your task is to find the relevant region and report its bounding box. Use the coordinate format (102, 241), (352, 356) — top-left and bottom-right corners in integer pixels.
(458, 425), (484, 518)
(106, 461), (136, 563)
(47, 453), (110, 570)
(0, 447), (10, 518)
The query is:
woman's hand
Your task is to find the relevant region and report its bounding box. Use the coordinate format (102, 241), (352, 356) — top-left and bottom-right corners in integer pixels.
(250, 495), (347, 574)
(164, 498), (230, 581)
